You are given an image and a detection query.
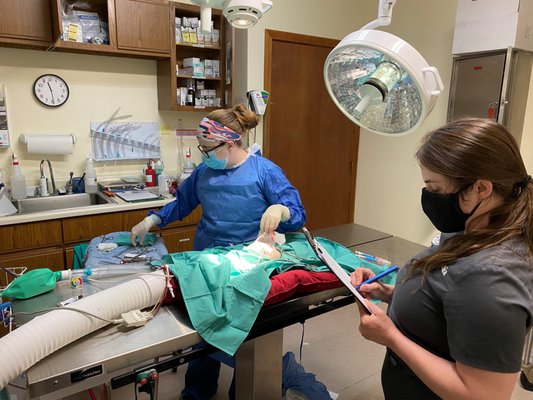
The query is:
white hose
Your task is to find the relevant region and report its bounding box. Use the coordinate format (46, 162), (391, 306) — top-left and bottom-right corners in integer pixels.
(0, 270), (166, 390)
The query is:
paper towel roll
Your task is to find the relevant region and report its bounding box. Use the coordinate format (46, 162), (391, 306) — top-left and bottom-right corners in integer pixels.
(21, 134), (75, 155)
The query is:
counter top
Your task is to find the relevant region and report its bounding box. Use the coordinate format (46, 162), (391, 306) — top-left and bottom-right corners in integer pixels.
(0, 193), (175, 227)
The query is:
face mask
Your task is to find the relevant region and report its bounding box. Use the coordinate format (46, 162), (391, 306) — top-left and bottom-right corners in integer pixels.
(421, 187), (481, 233)
(203, 148), (229, 170)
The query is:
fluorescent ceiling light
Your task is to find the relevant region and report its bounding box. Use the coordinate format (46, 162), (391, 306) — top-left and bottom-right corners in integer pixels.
(323, 0), (444, 136)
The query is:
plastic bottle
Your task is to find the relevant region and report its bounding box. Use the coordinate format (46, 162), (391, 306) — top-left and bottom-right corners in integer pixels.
(10, 153), (27, 200)
(145, 161), (156, 187)
(183, 147), (195, 173)
(156, 161), (168, 194)
(84, 155), (98, 194)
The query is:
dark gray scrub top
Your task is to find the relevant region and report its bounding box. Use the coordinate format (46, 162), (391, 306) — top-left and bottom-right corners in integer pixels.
(388, 233), (533, 373)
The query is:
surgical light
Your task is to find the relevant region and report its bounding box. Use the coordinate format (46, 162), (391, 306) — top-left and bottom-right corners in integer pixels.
(184, 0), (272, 32)
(324, 0), (444, 136)
(223, 0), (273, 29)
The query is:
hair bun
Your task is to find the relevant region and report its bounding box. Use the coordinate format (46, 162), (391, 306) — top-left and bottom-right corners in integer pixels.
(232, 104), (259, 130)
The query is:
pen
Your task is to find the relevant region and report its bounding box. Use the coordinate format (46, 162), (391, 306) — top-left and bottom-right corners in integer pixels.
(355, 265), (399, 290)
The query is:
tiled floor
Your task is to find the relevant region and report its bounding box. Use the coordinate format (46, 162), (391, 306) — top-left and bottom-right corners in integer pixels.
(7, 303), (532, 400)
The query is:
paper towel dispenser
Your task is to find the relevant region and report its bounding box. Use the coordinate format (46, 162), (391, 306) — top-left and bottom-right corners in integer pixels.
(19, 133), (77, 155)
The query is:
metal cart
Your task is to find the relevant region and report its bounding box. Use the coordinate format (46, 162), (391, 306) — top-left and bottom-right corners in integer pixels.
(522, 329), (533, 391)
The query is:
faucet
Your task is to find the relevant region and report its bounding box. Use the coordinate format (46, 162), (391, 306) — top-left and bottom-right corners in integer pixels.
(40, 159), (56, 196)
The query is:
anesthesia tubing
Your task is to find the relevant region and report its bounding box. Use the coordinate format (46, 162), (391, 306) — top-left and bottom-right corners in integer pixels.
(0, 270), (166, 390)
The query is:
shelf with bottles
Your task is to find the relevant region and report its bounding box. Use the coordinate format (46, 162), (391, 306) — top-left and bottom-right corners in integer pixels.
(156, 1), (229, 112)
(174, 5), (222, 49)
(176, 78), (222, 110)
(177, 76), (221, 81)
(176, 43), (221, 51)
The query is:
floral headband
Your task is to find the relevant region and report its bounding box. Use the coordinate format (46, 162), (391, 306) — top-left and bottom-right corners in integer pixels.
(196, 117), (241, 142)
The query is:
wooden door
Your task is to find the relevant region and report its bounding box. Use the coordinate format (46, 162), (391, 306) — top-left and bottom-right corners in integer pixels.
(264, 30), (359, 230)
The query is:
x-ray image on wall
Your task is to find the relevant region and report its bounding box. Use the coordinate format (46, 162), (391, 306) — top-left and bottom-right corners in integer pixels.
(90, 121), (160, 161)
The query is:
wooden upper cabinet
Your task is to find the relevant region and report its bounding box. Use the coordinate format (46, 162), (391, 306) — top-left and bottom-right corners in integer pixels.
(0, 0), (53, 47)
(115, 0), (170, 54)
(48, 0), (170, 57)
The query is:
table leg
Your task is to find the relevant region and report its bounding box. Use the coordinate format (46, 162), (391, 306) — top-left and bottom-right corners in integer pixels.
(235, 329), (283, 400)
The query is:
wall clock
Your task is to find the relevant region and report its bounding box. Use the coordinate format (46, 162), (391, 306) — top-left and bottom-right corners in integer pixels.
(33, 74), (70, 108)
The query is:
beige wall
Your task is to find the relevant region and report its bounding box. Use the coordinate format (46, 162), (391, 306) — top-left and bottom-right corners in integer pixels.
(0, 48), (204, 189)
(1, 1), (506, 246)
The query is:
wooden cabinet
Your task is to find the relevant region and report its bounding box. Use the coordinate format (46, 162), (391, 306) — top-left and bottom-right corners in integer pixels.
(0, 220), (62, 254)
(49, 0), (170, 57)
(157, 2), (233, 111)
(0, 205), (201, 271)
(160, 225), (197, 253)
(115, 0), (170, 54)
(0, 0), (53, 48)
(0, 0), (172, 57)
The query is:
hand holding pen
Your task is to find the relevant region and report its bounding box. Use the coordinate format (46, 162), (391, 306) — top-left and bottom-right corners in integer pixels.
(350, 265), (398, 303)
(355, 265), (398, 290)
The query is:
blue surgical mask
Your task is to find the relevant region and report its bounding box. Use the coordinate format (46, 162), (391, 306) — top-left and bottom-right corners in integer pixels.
(203, 150), (229, 170)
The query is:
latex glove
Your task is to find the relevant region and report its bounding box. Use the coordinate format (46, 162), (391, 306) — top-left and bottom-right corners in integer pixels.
(130, 216), (156, 246)
(260, 204), (290, 234)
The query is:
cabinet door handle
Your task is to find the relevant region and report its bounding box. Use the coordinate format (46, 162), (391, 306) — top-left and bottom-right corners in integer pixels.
(178, 238), (191, 242)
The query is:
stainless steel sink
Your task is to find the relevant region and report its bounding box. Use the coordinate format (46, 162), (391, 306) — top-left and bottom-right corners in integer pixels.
(11, 192), (116, 215)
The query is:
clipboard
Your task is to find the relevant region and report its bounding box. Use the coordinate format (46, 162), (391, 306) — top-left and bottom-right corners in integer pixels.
(115, 191), (163, 203)
(302, 227), (373, 314)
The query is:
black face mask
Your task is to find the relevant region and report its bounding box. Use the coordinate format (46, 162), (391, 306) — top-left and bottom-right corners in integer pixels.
(421, 187), (481, 233)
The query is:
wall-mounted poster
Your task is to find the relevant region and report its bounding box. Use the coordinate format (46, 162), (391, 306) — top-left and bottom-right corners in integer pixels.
(90, 121), (160, 161)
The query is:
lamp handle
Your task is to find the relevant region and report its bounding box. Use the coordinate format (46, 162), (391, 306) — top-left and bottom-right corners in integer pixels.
(262, 0), (273, 13)
(422, 67), (444, 97)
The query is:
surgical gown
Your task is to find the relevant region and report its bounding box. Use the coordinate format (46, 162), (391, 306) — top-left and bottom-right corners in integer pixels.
(150, 154), (306, 250)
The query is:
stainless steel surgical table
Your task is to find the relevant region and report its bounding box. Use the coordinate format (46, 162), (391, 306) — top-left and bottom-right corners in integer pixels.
(14, 223), (425, 400)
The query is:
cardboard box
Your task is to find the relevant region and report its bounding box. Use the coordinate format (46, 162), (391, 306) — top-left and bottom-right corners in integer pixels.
(183, 57), (201, 67)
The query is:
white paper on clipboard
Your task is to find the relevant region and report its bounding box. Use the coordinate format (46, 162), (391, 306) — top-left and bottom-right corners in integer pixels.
(302, 227), (373, 314)
(116, 191), (160, 202)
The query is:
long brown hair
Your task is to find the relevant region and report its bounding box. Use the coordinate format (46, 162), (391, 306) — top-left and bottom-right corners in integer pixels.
(207, 104), (259, 146)
(411, 118), (533, 276)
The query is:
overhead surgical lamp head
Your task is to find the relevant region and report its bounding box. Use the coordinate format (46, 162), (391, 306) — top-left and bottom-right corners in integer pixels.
(185, 0), (272, 32)
(224, 0), (273, 29)
(323, 0), (444, 136)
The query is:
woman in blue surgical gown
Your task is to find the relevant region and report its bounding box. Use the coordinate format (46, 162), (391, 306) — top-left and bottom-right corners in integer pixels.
(130, 104), (306, 400)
